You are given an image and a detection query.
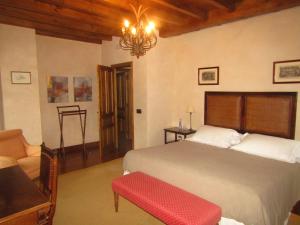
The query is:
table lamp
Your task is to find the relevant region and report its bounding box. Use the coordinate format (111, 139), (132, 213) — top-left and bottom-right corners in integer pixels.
(187, 106), (194, 130)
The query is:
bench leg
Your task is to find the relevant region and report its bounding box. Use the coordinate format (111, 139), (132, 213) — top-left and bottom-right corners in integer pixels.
(114, 192), (119, 212)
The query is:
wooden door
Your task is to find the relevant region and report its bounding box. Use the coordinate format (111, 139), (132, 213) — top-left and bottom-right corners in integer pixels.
(98, 65), (117, 161)
(116, 71), (130, 139)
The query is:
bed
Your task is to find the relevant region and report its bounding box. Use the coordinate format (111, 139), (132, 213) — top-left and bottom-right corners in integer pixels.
(123, 92), (300, 225)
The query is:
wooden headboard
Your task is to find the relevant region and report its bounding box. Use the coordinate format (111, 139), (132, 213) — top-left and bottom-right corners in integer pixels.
(204, 92), (297, 139)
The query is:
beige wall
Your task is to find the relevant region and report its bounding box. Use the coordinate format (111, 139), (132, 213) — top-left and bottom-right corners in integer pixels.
(102, 6), (300, 146)
(0, 73), (4, 130)
(36, 35), (101, 149)
(0, 24), (42, 144)
(172, 6), (300, 140)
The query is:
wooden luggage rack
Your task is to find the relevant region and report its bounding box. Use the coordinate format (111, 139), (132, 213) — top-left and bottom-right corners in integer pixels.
(57, 105), (87, 159)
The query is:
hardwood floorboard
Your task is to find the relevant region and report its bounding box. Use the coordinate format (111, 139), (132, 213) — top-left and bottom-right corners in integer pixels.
(58, 147), (101, 174)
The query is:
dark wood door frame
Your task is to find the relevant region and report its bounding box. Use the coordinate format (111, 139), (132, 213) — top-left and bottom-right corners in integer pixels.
(98, 65), (117, 161)
(97, 62), (134, 162)
(111, 62), (134, 150)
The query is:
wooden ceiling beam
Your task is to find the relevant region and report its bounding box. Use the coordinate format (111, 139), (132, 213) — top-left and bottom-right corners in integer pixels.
(160, 0), (300, 37)
(36, 0), (134, 23)
(36, 29), (102, 44)
(0, 0), (121, 35)
(0, 4), (114, 39)
(0, 14), (104, 43)
(103, 0), (196, 26)
(212, 0), (237, 11)
(150, 0), (208, 20)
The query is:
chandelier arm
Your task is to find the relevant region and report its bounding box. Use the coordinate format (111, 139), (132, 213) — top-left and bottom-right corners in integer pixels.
(120, 4), (157, 58)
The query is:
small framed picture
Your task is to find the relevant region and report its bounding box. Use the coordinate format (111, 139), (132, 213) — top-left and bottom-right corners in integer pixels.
(74, 77), (92, 102)
(198, 67), (219, 85)
(273, 59), (300, 84)
(11, 71), (31, 84)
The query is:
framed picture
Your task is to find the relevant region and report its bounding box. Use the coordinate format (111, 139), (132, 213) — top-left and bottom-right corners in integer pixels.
(273, 59), (300, 84)
(47, 76), (69, 103)
(198, 67), (219, 85)
(11, 71), (31, 84)
(74, 77), (92, 102)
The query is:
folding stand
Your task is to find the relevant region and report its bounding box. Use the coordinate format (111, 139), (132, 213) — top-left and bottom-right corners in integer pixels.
(57, 105), (87, 159)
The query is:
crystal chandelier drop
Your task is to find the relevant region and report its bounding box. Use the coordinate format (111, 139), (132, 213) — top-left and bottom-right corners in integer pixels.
(120, 4), (157, 58)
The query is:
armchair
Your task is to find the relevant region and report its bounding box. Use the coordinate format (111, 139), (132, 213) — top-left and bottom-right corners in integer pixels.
(0, 129), (41, 179)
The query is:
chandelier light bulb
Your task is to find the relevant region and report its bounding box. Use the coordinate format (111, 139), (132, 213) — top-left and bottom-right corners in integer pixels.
(145, 25), (152, 34)
(148, 21), (155, 30)
(124, 19), (130, 28)
(131, 27), (137, 35)
(119, 4), (157, 58)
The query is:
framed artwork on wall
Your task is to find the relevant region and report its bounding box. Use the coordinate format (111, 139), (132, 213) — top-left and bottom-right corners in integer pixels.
(74, 77), (92, 102)
(47, 76), (69, 103)
(273, 59), (300, 84)
(198, 67), (219, 85)
(11, 71), (31, 84)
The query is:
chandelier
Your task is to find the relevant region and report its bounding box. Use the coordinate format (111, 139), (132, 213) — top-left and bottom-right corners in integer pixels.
(120, 4), (157, 58)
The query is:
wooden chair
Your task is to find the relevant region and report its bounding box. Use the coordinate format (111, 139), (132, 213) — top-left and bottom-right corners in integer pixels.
(38, 143), (58, 225)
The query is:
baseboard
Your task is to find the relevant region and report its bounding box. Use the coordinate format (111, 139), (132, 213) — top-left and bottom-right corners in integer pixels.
(55, 141), (99, 153)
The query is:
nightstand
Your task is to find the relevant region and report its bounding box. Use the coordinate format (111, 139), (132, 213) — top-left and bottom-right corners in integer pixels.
(164, 127), (196, 144)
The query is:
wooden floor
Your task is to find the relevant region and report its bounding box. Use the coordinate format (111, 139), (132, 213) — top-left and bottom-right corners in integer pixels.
(59, 147), (102, 174)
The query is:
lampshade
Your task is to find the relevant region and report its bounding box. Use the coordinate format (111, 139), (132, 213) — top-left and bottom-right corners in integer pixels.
(187, 106), (195, 113)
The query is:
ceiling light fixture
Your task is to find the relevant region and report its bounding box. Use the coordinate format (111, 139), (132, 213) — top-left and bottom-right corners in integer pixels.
(120, 4), (157, 58)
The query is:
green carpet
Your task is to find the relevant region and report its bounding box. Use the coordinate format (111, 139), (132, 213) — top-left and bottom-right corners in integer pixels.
(53, 158), (163, 225)
(54, 158), (299, 225)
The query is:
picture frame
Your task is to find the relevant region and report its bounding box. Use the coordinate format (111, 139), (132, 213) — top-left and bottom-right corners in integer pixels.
(11, 71), (31, 84)
(273, 59), (300, 84)
(198, 67), (219, 85)
(74, 77), (92, 102)
(47, 76), (69, 103)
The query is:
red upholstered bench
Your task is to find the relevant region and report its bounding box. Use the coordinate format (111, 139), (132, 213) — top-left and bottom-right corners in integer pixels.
(112, 171), (221, 225)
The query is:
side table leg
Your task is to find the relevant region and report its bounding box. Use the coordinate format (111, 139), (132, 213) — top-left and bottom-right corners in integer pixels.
(164, 131), (167, 144)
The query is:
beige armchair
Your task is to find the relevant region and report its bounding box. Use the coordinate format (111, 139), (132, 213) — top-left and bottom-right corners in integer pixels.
(0, 129), (41, 179)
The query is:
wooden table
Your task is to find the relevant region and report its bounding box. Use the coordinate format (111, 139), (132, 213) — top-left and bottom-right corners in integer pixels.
(0, 166), (50, 225)
(164, 127), (196, 144)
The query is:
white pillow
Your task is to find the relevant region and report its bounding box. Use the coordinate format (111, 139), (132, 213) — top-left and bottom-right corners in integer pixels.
(230, 134), (300, 163)
(187, 125), (243, 148)
(294, 148), (300, 163)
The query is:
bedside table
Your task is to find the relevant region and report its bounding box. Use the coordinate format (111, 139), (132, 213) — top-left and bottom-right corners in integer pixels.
(164, 127), (196, 144)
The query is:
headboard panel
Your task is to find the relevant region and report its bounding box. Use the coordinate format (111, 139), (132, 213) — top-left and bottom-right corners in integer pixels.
(205, 92), (297, 139)
(205, 93), (243, 131)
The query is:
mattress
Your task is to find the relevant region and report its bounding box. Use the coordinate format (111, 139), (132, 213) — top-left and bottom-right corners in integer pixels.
(123, 141), (300, 225)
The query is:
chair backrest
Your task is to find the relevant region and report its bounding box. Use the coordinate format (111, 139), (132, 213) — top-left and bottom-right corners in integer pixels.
(39, 143), (58, 222)
(0, 129), (27, 159)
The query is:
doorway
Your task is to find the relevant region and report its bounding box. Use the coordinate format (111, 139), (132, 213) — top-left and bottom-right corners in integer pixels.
(98, 62), (134, 162)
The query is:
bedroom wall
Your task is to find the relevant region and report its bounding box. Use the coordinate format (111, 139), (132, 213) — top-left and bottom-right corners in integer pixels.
(0, 72), (4, 130)
(0, 24), (42, 144)
(171, 6), (300, 140)
(102, 6), (300, 145)
(36, 35), (101, 149)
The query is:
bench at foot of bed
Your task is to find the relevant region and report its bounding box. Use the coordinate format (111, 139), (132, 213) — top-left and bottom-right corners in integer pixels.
(112, 171), (221, 225)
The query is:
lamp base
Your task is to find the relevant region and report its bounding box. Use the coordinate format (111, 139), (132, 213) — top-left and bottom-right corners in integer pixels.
(189, 112), (192, 130)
